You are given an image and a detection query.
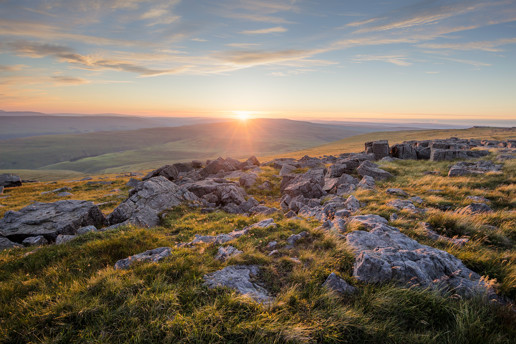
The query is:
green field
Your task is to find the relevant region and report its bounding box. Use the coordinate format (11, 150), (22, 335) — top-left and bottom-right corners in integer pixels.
(0, 119), (365, 174)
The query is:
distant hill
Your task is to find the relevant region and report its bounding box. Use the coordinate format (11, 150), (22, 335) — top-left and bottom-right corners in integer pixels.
(0, 111), (228, 139)
(0, 118), (368, 173)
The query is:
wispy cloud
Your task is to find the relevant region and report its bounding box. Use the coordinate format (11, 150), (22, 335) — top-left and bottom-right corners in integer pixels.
(418, 37), (516, 52)
(51, 76), (90, 85)
(225, 43), (261, 48)
(353, 54), (412, 66)
(240, 26), (287, 34)
(3, 41), (188, 76)
(218, 49), (312, 66)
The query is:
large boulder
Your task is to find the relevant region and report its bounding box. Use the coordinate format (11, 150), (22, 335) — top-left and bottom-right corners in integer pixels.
(108, 176), (198, 227)
(346, 217), (496, 298)
(200, 157), (241, 177)
(0, 200), (106, 242)
(390, 144), (417, 160)
(203, 265), (272, 303)
(357, 161), (393, 181)
(365, 140), (389, 160)
(448, 161), (502, 177)
(0, 174), (22, 188)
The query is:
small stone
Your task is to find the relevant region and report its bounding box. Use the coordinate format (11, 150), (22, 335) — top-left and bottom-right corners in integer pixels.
(114, 247), (172, 269)
(55, 234), (76, 245)
(386, 188), (408, 197)
(215, 245), (243, 261)
(22, 235), (48, 246)
(456, 203), (492, 215)
(323, 272), (357, 295)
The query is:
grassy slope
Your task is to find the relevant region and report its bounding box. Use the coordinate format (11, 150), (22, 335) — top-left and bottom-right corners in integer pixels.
(0, 129), (515, 343)
(261, 127), (516, 161)
(0, 119), (363, 173)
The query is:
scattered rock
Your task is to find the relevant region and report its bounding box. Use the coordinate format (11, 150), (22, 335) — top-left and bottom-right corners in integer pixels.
(215, 245), (243, 261)
(357, 161), (393, 181)
(41, 187), (72, 195)
(286, 231), (309, 248)
(390, 143), (417, 160)
(448, 161), (502, 177)
(365, 140), (390, 160)
(357, 176), (375, 190)
(466, 196), (490, 203)
(0, 200), (106, 242)
(114, 247), (172, 269)
(344, 195), (361, 213)
(419, 222), (469, 247)
(203, 265), (272, 303)
(76, 225), (97, 235)
(386, 188), (408, 197)
(239, 173), (258, 188)
(0, 174), (22, 188)
(279, 164), (296, 176)
(266, 241), (278, 249)
(455, 203), (492, 215)
(0, 236), (22, 251)
(387, 199), (417, 212)
(55, 234), (76, 245)
(22, 235), (48, 246)
(323, 272), (357, 295)
(126, 178), (141, 188)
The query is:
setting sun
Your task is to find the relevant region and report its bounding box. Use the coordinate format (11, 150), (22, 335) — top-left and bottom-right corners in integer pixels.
(233, 111), (252, 121)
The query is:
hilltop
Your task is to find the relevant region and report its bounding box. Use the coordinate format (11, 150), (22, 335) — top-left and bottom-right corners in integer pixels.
(0, 129), (515, 343)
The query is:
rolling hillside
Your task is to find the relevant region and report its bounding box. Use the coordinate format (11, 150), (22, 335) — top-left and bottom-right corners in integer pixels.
(0, 118), (365, 173)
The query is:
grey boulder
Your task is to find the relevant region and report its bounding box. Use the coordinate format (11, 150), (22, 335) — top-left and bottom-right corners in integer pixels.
(323, 272), (357, 295)
(215, 245), (243, 261)
(115, 247), (172, 269)
(0, 200), (106, 242)
(108, 176), (198, 228)
(0, 174), (22, 188)
(357, 161), (393, 181)
(346, 219), (496, 298)
(203, 265), (272, 303)
(0, 236), (22, 251)
(22, 235), (48, 246)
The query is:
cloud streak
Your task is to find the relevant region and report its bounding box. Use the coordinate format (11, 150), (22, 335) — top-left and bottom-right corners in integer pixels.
(240, 26), (287, 34)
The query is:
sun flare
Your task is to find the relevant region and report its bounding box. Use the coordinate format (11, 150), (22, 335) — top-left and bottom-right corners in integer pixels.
(233, 111), (252, 121)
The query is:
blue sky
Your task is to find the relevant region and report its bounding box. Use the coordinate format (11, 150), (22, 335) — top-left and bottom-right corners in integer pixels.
(0, 0), (515, 123)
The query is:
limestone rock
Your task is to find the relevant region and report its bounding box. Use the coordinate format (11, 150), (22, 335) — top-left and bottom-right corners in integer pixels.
(323, 272), (357, 295)
(108, 176), (198, 228)
(143, 165), (179, 181)
(365, 140), (390, 160)
(22, 235), (48, 246)
(0, 174), (22, 188)
(386, 188), (408, 197)
(0, 200), (106, 242)
(357, 161), (393, 181)
(114, 247), (172, 269)
(357, 176), (375, 190)
(346, 220), (496, 298)
(203, 265), (272, 303)
(390, 143), (417, 160)
(0, 236), (22, 251)
(55, 234), (76, 245)
(455, 203), (492, 215)
(215, 245), (243, 261)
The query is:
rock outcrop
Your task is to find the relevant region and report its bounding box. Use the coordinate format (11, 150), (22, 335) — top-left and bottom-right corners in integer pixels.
(346, 216), (496, 298)
(357, 161), (393, 181)
(108, 176), (198, 227)
(0, 200), (106, 242)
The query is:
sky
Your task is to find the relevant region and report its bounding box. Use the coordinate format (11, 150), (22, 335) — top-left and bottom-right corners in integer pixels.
(0, 0), (515, 124)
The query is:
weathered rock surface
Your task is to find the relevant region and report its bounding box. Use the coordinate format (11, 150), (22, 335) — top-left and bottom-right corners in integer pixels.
(419, 222), (469, 247)
(0, 200), (106, 242)
(143, 165), (179, 182)
(108, 176), (198, 227)
(365, 140), (390, 160)
(0, 174), (22, 188)
(0, 236), (21, 250)
(387, 199), (418, 212)
(185, 178), (247, 212)
(55, 234), (76, 245)
(357, 161), (393, 181)
(357, 176), (375, 190)
(114, 247), (172, 269)
(215, 245), (242, 261)
(346, 217), (495, 298)
(203, 265), (272, 303)
(448, 161), (502, 177)
(386, 188), (408, 197)
(430, 149), (489, 161)
(286, 231), (309, 248)
(391, 143), (417, 160)
(323, 272), (357, 295)
(282, 168), (325, 199)
(22, 235), (48, 246)
(455, 203), (492, 215)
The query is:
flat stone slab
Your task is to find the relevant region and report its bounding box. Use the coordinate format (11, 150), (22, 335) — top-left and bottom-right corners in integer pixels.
(346, 216), (496, 298)
(0, 200), (106, 242)
(114, 247), (172, 269)
(203, 265), (272, 303)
